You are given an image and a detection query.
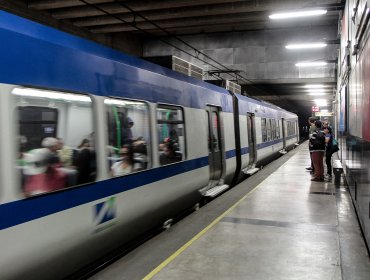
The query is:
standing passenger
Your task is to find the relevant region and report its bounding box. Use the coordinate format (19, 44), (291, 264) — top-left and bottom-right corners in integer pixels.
(309, 120), (326, 181)
(122, 116), (134, 144)
(324, 126), (333, 180)
(306, 117), (316, 172)
(75, 139), (93, 184)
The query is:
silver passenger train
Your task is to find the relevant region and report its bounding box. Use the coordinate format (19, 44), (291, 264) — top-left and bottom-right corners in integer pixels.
(0, 11), (299, 279)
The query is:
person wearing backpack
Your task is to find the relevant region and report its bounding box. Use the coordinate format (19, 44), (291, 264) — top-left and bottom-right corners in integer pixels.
(323, 126), (333, 180)
(309, 120), (326, 181)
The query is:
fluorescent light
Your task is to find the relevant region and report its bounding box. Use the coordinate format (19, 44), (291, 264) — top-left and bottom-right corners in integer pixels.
(305, 84), (325, 88)
(12, 88), (91, 102)
(308, 92), (325, 96)
(104, 99), (128, 106)
(314, 99), (328, 106)
(307, 89), (330, 93)
(104, 99), (145, 106)
(269, 10), (327, 19)
(295, 61), (328, 67)
(286, 43), (327, 49)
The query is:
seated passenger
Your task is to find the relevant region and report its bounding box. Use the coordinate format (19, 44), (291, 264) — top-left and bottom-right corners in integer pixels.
(111, 146), (133, 176)
(23, 148), (67, 196)
(159, 138), (181, 165)
(41, 137), (61, 165)
(56, 138), (74, 167)
(132, 137), (148, 170)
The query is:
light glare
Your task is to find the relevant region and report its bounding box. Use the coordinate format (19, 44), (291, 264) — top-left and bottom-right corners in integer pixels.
(305, 84), (325, 88)
(12, 88), (91, 102)
(295, 61), (328, 67)
(308, 92), (325, 96)
(286, 43), (327, 49)
(269, 10), (327, 19)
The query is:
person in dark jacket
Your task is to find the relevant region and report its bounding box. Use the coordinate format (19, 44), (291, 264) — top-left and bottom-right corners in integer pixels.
(306, 117), (317, 172)
(159, 138), (181, 165)
(309, 120), (326, 181)
(75, 138), (96, 184)
(324, 126), (333, 180)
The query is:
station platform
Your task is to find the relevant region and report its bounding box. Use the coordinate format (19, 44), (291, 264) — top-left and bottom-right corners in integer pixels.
(90, 143), (370, 280)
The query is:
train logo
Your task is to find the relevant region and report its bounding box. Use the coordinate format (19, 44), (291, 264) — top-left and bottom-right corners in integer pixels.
(94, 197), (117, 226)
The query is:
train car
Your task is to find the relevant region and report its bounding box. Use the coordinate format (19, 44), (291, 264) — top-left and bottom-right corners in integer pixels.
(0, 11), (298, 279)
(336, 0), (370, 250)
(234, 95), (299, 178)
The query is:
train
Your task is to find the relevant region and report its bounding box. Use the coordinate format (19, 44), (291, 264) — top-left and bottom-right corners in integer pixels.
(0, 10), (299, 280)
(336, 0), (370, 250)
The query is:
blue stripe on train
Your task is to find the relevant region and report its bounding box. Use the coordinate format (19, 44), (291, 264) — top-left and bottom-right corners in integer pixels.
(225, 147), (249, 159)
(0, 156), (209, 230)
(0, 134), (297, 230)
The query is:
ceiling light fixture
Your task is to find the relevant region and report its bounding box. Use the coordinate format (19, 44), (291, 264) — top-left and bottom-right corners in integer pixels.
(307, 89), (331, 93)
(269, 10), (327, 20)
(305, 84), (325, 88)
(308, 92), (325, 96)
(295, 61), (328, 67)
(286, 43), (327, 49)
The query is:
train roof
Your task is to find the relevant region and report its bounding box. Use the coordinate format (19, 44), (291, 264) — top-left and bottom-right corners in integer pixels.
(0, 10), (235, 110)
(236, 93), (298, 118)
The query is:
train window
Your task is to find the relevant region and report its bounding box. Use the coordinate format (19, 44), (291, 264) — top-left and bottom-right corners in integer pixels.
(211, 112), (221, 152)
(271, 119), (276, 140)
(105, 98), (150, 176)
(261, 118), (267, 142)
(276, 120), (280, 139)
(286, 121), (295, 136)
(207, 112), (212, 152)
(157, 105), (185, 165)
(12, 87), (96, 197)
(266, 119), (271, 141)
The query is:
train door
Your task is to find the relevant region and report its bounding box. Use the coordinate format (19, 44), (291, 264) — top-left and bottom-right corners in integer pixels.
(282, 118), (286, 149)
(205, 106), (227, 196)
(247, 113), (257, 166)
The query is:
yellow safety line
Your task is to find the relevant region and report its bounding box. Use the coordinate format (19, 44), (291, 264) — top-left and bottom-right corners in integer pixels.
(142, 185), (261, 280)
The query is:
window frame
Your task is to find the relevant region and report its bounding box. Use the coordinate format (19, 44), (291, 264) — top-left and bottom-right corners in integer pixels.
(104, 97), (152, 174)
(156, 103), (187, 163)
(11, 86), (97, 197)
(261, 118), (267, 142)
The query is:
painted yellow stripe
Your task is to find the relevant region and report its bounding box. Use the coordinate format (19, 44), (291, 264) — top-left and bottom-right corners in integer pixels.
(142, 185), (260, 280)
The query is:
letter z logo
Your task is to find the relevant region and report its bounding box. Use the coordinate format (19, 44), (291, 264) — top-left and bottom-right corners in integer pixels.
(94, 197), (116, 225)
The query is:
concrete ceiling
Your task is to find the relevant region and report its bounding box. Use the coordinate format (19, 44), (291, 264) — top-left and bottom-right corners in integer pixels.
(1, 0), (345, 117)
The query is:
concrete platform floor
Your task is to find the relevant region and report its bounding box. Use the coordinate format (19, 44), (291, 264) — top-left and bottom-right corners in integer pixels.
(90, 143), (370, 280)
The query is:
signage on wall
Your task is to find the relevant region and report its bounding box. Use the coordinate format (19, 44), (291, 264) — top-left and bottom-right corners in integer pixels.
(312, 106), (320, 112)
(315, 112), (334, 117)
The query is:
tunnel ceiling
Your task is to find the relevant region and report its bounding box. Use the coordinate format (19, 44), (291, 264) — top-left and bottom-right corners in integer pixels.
(1, 0), (344, 116)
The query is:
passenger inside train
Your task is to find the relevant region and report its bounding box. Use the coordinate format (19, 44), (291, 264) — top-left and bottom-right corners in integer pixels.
(75, 138), (96, 185)
(111, 146), (133, 176)
(23, 148), (67, 196)
(159, 137), (182, 165)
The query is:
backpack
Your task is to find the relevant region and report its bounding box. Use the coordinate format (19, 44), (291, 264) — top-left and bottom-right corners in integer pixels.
(331, 138), (340, 153)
